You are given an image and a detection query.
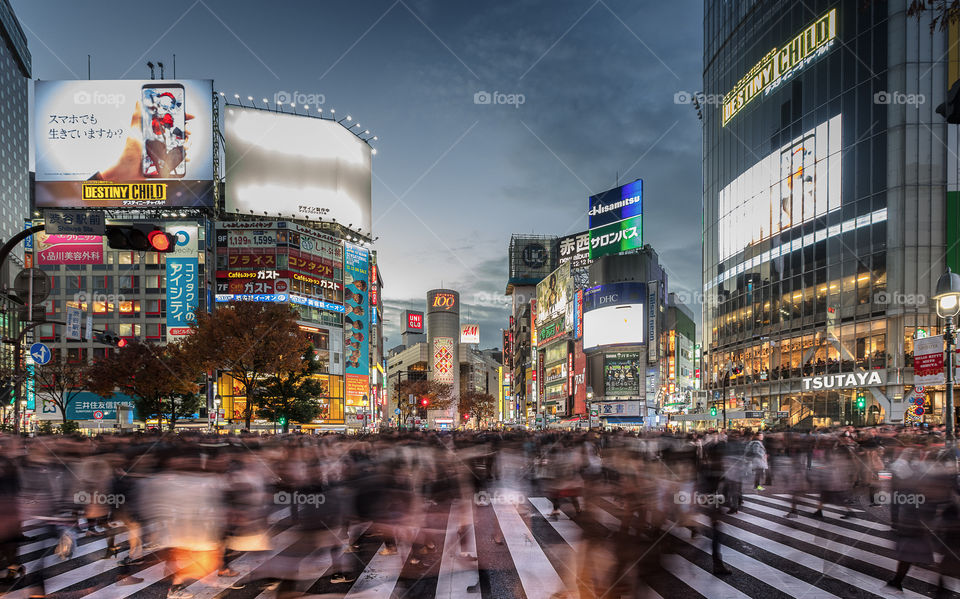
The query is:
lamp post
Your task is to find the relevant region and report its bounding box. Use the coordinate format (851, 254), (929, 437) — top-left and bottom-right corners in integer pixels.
(934, 268), (960, 448)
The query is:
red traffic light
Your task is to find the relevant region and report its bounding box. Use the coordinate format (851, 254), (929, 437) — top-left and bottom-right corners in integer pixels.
(117, 338), (128, 348)
(148, 230), (172, 252)
(420, 398), (429, 407)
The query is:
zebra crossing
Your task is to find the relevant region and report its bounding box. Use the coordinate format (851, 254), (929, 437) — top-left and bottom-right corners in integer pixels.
(2, 491), (958, 599)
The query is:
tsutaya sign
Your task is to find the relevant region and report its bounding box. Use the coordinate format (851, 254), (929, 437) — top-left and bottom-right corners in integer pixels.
(722, 8), (837, 126)
(802, 370), (885, 391)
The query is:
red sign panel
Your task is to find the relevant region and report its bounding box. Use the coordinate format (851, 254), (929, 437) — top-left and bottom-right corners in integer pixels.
(407, 312), (423, 331)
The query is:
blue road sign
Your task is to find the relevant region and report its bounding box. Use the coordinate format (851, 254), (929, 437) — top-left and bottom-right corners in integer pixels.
(30, 343), (51, 365)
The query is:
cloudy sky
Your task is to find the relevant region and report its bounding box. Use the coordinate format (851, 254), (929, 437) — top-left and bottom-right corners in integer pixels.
(15, 0), (704, 348)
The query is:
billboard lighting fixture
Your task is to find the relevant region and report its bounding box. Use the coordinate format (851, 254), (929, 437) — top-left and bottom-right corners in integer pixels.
(247, 96), (253, 102)
(262, 98), (268, 104)
(233, 93), (239, 99)
(371, 149), (378, 155)
(218, 92), (225, 97)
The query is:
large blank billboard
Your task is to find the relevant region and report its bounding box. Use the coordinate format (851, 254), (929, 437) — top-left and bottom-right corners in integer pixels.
(34, 79), (215, 208)
(225, 107), (372, 233)
(584, 304), (645, 349)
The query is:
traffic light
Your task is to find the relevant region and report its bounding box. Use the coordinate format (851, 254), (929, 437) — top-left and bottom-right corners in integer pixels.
(105, 224), (176, 252)
(0, 381), (14, 406)
(710, 405), (718, 417)
(94, 331), (127, 347)
(277, 415), (287, 427)
(420, 398), (429, 407)
(856, 392), (866, 410)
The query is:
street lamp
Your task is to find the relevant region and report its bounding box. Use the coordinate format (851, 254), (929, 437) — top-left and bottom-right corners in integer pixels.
(934, 267), (960, 447)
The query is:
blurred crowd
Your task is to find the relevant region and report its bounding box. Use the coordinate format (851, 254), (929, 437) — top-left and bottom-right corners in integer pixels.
(0, 426), (956, 598)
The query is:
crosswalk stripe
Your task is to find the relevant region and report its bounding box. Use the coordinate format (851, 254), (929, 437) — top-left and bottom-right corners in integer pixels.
(743, 494), (890, 531)
(435, 499), (480, 598)
(726, 506), (958, 592)
(491, 501), (566, 599)
(772, 493), (864, 513)
(667, 524), (842, 598)
(688, 513), (930, 599)
(662, 553), (754, 599)
(344, 527), (419, 598)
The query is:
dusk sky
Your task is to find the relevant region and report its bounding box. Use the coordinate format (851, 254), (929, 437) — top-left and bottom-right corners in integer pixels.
(15, 0), (704, 348)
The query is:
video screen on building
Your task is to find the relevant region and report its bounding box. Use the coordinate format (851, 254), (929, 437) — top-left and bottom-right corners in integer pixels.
(34, 79), (215, 208)
(224, 107), (372, 233)
(717, 114), (841, 261)
(583, 282), (646, 349)
(536, 262), (571, 326)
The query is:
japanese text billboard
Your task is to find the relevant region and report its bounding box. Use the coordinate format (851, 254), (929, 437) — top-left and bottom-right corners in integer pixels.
(165, 224), (199, 342)
(35, 232), (103, 265)
(34, 80), (214, 208)
(588, 179), (643, 259)
(604, 352), (641, 396)
(343, 244), (370, 406)
(558, 231), (591, 289)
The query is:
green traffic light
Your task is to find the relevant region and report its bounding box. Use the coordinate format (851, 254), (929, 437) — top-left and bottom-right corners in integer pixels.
(710, 406), (718, 417)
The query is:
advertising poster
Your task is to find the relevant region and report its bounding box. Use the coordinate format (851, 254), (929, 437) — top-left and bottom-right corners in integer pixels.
(913, 335), (945, 386)
(38, 391), (134, 421)
(35, 80), (214, 208)
(588, 179), (643, 259)
(35, 232), (103, 265)
(536, 262), (571, 327)
(582, 282), (646, 349)
(460, 324), (480, 344)
(718, 114), (841, 261)
(433, 337), (455, 384)
(343, 244), (370, 406)
(224, 107), (372, 231)
(165, 224), (198, 342)
(573, 340), (587, 415)
(605, 352), (641, 396)
(558, 231), (591, 289)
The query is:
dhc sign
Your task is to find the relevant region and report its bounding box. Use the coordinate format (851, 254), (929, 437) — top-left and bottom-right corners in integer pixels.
(802, 371), (885, 391)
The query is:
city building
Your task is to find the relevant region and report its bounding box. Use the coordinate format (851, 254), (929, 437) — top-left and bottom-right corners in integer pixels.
(582, 245), (668, 428)
(702, 2), (949, 427)
(663, 292), (697, 415)
(0, 0), (29, 425)
(505, 234), (557, 424)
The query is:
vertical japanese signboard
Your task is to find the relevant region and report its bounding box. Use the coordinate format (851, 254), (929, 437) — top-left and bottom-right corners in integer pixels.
(166, 224), (198, 342)
(647, 282), (658, 364)
(344, 244), (370, 407)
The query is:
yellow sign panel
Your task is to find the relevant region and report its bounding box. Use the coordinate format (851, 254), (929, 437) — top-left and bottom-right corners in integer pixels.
(82, 181), (167, 201)
(722, 9), (837, 126)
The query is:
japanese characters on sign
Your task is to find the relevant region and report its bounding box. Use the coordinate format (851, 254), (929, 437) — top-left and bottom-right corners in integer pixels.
(166, 224), (199, 342)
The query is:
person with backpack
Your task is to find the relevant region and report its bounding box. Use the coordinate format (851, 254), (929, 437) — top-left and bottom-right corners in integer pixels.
(745, 432), (768, 491)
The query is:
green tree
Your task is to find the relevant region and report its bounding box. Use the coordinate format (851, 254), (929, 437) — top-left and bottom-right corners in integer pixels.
(186, 302), (308, 429)
(256, 346), (326, 433)
(459, 390), (497, 428)
(87, 340), (201, 431)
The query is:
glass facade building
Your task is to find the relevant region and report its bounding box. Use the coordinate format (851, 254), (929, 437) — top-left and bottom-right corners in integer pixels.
(702, 1), (951, 427)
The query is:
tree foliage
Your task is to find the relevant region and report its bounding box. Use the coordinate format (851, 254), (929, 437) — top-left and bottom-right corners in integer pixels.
(256, 346), (326, 433)
(86, 340), (201, 430)
(185, 302), (308, 429)
(394, 378), (454, 423)
(33, 354), (87, 425)
(906, 0), (960, 31)
(459, 390), (497, 428)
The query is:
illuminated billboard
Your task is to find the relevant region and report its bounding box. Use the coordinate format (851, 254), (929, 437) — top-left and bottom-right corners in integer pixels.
(604, 352), (641, 396)
(34, 80), (214, 208)
(224, 107), (372, 233)
(404, 310), (424, 333)
(460, 324), (480, 344)
(717, 114), (841, 261)
(343, 244), (370, 407)
(722, 9), (837, 126)
(536, 262), (571, 327)
(588, 180), (643, 259)
(558, 231), (591, 289)
(583, 282), (646, 350)
(433, 337), (455, 384)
